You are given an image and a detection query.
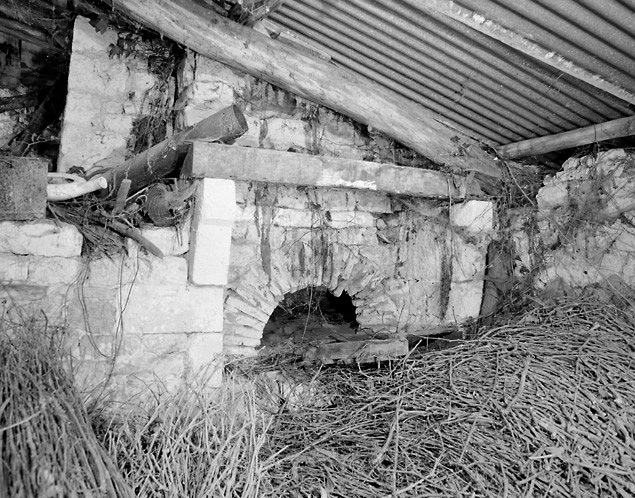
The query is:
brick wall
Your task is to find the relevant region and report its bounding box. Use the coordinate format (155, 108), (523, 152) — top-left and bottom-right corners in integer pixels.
(223, 183), (493, 354)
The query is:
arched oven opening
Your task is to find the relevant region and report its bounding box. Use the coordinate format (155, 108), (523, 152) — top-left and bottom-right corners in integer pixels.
(260, 287), (359, 349)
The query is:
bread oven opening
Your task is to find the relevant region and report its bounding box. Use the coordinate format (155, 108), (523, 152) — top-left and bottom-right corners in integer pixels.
(261, 287), (359, 348)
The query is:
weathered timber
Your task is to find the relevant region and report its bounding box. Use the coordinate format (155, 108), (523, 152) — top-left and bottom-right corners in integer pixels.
(111, 0), (502, 183)
(304, 338), (409, 364)
(497, 115), (635, 159)
(183, 141), (483, 200)
(94, 104), (247, 197)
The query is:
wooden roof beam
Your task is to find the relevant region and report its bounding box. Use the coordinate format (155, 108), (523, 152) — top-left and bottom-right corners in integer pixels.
(497, 115), (635, 159)
(110, 0), (502, 189)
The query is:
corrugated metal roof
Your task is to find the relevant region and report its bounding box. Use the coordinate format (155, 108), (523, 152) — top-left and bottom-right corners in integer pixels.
(268, 0), (634, 147)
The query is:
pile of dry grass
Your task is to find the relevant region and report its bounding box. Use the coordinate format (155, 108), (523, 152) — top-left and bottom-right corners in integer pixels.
(90, 297), (635, 497)
(0, 318), (133, 498)
(93, 381), (278, 497)
(252, 298), (635, 497)
(3, 298), (634, 497)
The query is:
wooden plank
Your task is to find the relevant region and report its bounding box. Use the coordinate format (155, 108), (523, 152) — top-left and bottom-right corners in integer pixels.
(497, 115), (635, 159)
(303, 338), (409, 364)
(183, 141), (483, 200)
(111, 0), (502, 183)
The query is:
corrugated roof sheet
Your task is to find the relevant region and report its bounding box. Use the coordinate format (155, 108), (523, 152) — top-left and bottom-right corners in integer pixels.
(269, 0), (634, 147)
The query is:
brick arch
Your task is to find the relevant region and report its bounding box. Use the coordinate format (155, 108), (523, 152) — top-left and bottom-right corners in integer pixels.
(222, 238), (398, 355)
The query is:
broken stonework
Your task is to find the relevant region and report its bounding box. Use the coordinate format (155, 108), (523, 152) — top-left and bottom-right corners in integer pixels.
(58, 16), (172, 172)
(175, 51), (370, 160)
(224, 182), (494, 355)
(535, 149), (635, 294)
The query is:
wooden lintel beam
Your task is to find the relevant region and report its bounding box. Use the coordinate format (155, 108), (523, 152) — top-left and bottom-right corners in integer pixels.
(111, 0), (502, 184)
(413, 0), (635, 106)
(183, 141), (484, 200)
(497, 115), (635, 159)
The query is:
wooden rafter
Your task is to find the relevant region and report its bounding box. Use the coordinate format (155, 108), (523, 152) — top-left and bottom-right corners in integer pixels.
(497, 115), (635, 159)
(110, 0), (503, 187)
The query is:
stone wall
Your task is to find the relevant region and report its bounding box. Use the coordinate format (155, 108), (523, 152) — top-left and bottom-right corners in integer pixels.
(57, 17), (173, 173)
(1, 178), (494, 397)
(0, 16), (496, 399)
(223, 183), (494, 355)
(531, 149), (635, 298)
(0, 218), (225, 400)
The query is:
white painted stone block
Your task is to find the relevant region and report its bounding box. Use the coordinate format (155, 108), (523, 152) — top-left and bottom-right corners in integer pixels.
(189, 222), (233, 286)
(0, 221), (82, 257)
(194, 178), (237, 222)
(189, 179), (236, 286)
(450, 200), (495, 234)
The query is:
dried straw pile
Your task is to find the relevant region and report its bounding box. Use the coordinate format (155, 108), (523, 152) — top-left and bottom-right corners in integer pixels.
(3, 298), (634, 497)
(253, 298), (635, 497)
(0, 320), (134, 498)
(93, 298), (635, 497)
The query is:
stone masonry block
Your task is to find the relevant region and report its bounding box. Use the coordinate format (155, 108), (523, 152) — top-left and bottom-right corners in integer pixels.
(0, 156), (48, 221)
(260, 117), (308, 151)
(224, 344), (258, 357)
(71, 333), (142, 362)
(444, 280), (484, 323)
(189, 221), (233, 286)
(326, 211), (376, 228)
(122, 284), (225, 334)
(71, 16), (117, 54)
(189, 179), (236, 285)
(450, 200), (495, 234)
(87, 254), (188, 289)
(193, 179), (237, 223)
(273, 208), (316, 228)
(66, 286), (119, 336)
(0, 254), (28, 282)
(314, 189), (391, 213)
(140, 222), (190, 256)
(235, 181), (256, 205)
(141, 333), (188, 358)
(0, 220), (82, 257)
(235, 204), (257, 222)
(450, 241), (487, 282)
(272, 186), (312, 210)
(231, 221), (261, 243)
(187, 332), (224, 371)
(27, 256), (83, 286)
(223, 333), (261, 349)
